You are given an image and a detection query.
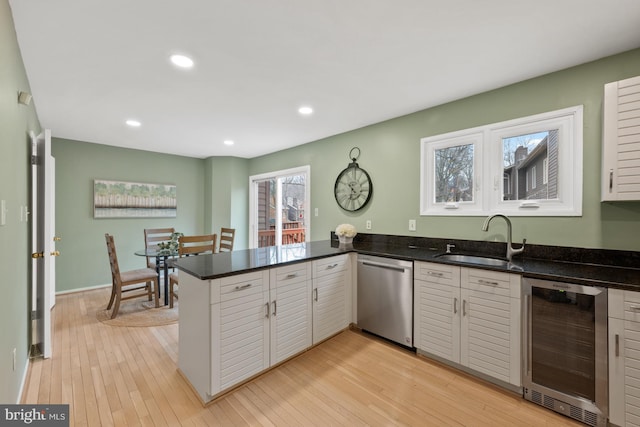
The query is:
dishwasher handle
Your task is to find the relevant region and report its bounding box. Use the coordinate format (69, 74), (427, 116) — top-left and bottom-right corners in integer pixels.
(360, 260), (409, 273)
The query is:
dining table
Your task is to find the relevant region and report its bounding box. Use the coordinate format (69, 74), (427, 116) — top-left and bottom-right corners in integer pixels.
(134, 248), (178, 306)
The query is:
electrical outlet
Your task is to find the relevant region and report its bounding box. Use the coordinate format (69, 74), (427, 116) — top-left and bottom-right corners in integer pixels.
(366, 220), (372, 230)
(409, 219), (416, 231)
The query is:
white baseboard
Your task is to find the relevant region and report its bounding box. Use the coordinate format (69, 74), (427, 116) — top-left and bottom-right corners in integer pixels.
(17, 357), (30, 404)
(55, 283), (111, 296)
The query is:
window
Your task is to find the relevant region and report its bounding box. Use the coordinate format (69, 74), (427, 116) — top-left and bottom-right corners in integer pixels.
(249, 166), (310, 248)
(421, 132), (484, 214)
(421, 105), (583, 216)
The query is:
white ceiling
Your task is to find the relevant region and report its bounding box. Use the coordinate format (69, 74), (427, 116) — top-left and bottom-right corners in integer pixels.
(9, 0), (640, 159)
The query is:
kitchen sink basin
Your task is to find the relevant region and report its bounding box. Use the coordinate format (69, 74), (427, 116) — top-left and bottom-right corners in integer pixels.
(435, 253), (510, 267)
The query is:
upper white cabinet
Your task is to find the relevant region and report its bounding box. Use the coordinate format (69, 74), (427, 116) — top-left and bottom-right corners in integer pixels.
(414, 261), (521, 387)
(602, 75), (640, 201)
(312, 254), (351, 344)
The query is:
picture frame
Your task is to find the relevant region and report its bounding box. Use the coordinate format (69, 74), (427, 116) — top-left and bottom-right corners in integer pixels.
(93, 179), (177, 218)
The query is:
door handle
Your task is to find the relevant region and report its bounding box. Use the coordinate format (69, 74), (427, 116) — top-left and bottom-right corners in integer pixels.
(272, 300), (277, 316)
(314, 288), (318, 302)
(53, 236), (62, 241)
(453, 297), (457, 314)
(50, 250), (60, 257)
(462, 300), (467, 316)
(32, 252), (44, 259)
(616, 334), (620, 357)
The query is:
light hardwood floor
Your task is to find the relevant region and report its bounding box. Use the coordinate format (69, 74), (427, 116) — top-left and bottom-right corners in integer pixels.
(22, 287), (583, 426)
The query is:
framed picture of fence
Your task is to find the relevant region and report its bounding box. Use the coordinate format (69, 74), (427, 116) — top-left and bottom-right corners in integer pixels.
(93, 179), (177, 218)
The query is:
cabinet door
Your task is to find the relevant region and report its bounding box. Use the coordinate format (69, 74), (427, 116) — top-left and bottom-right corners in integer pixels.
(602, 75), (640, 201)
(270, 262), (312, 364)
(460, 288), (514, 383)
(213, 271), (269, 393)
(609, 317), (640, 427)
(414, 262), (461, 363)
(460, 268), (521, 386)
(312, 255), (350, 344)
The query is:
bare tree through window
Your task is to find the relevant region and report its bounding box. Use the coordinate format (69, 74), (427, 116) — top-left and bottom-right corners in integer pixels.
(434, 144), (474, 203)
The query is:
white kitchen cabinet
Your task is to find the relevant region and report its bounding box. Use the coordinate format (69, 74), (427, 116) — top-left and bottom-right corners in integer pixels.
(414, 261), (461, 362)
(311, 254), (351, 344)
(460, 267), (521, 386)
(214, 270), (270, 392)
(608, 288), (640, 427)
(269, 262), (313, 364)
(602, 75), (640, 201)
(414, 262), (521, 387)
(179, 263), (312, 402)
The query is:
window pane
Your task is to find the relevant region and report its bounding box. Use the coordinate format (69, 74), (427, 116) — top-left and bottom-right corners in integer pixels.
(502, 130), (558, 201)
(280, 175), (306, 244)
(434, 144), (474, 203)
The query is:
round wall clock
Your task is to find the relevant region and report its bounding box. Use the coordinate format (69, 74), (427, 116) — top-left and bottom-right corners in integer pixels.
(334, 147), (373, 211)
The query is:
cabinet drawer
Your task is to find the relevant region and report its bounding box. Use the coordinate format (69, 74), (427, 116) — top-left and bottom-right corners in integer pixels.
(313, 254), (348, 278)
(217, 271), (266, 304)
(415, 261), (459, 286)
(273, 262), (310, 285)
(609, 288), (640, 321)
(462, 268), (519, 298)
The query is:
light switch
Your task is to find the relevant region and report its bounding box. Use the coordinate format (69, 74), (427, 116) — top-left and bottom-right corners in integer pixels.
(409, 219), (416, 231)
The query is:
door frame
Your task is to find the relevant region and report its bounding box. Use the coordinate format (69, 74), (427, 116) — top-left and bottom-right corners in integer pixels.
(249, 165), (310, 249)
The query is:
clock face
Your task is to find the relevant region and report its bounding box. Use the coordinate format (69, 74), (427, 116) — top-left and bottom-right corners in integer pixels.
(334, 164), (373, 211)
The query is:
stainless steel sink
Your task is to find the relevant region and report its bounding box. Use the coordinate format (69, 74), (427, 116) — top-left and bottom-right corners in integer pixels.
(435, 253), (510, 267)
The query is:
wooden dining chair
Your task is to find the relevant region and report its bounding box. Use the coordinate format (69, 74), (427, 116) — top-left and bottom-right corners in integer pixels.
(168, 234), (217, 308)
(218, 227), (235, 253)
(105, 233), (159, 319)
(144, 227), (175, 269)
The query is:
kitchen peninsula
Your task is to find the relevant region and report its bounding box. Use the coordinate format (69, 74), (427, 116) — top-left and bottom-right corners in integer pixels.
(174, 235), (640, 408)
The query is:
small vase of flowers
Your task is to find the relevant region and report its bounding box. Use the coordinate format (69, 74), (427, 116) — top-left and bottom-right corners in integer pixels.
(157, 232), (183, 255)
(335, 224), (357, 247)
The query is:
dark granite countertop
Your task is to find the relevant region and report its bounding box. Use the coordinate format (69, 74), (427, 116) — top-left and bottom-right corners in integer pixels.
(173, 237), (640, 290)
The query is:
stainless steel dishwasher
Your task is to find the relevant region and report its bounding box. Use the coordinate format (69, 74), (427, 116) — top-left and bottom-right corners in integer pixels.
(357, 255), (413, 347)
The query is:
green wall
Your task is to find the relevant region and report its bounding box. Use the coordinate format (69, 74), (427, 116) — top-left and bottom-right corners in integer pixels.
(52, 138), (206, 292)
(205, 157), (250, 249)
(250, 49), (640, 251)
(0, 0), (41, 404)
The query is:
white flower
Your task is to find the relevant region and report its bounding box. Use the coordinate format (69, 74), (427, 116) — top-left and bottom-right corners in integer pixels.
(335, 223), (357, 238)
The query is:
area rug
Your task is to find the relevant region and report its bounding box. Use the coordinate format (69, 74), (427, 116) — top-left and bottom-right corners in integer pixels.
(96, 299), (178, 327)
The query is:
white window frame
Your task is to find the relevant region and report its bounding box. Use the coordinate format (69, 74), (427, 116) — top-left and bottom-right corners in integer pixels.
(420, 105), (583, 216)
(248, 165), (310, 248)
(420, 132), (484, 215)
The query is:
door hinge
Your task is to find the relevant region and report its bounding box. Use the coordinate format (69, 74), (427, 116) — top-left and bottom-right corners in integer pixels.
(31, 310), (38, 320)
(30, 155), (38, 165)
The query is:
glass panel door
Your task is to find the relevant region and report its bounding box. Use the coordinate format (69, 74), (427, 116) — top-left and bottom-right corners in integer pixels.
(250, 166), (309, 248)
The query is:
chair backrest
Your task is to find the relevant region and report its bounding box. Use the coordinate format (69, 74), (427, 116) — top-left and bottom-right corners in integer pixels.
(179, 234), (217, 257)
(219, 227), (235, 252)
(105, 233), (122, 286)
(144, 227), (175, 267)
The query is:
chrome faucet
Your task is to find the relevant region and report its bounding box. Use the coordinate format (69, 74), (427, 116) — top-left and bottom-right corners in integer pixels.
(481, 213), (526, 262)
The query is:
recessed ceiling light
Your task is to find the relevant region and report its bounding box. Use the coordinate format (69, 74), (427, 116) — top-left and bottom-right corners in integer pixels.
(298, 106), (313, 115)
(170, 54), (194, 69)
(125, 119), (141, 127)
(224, 140), (234, 146)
